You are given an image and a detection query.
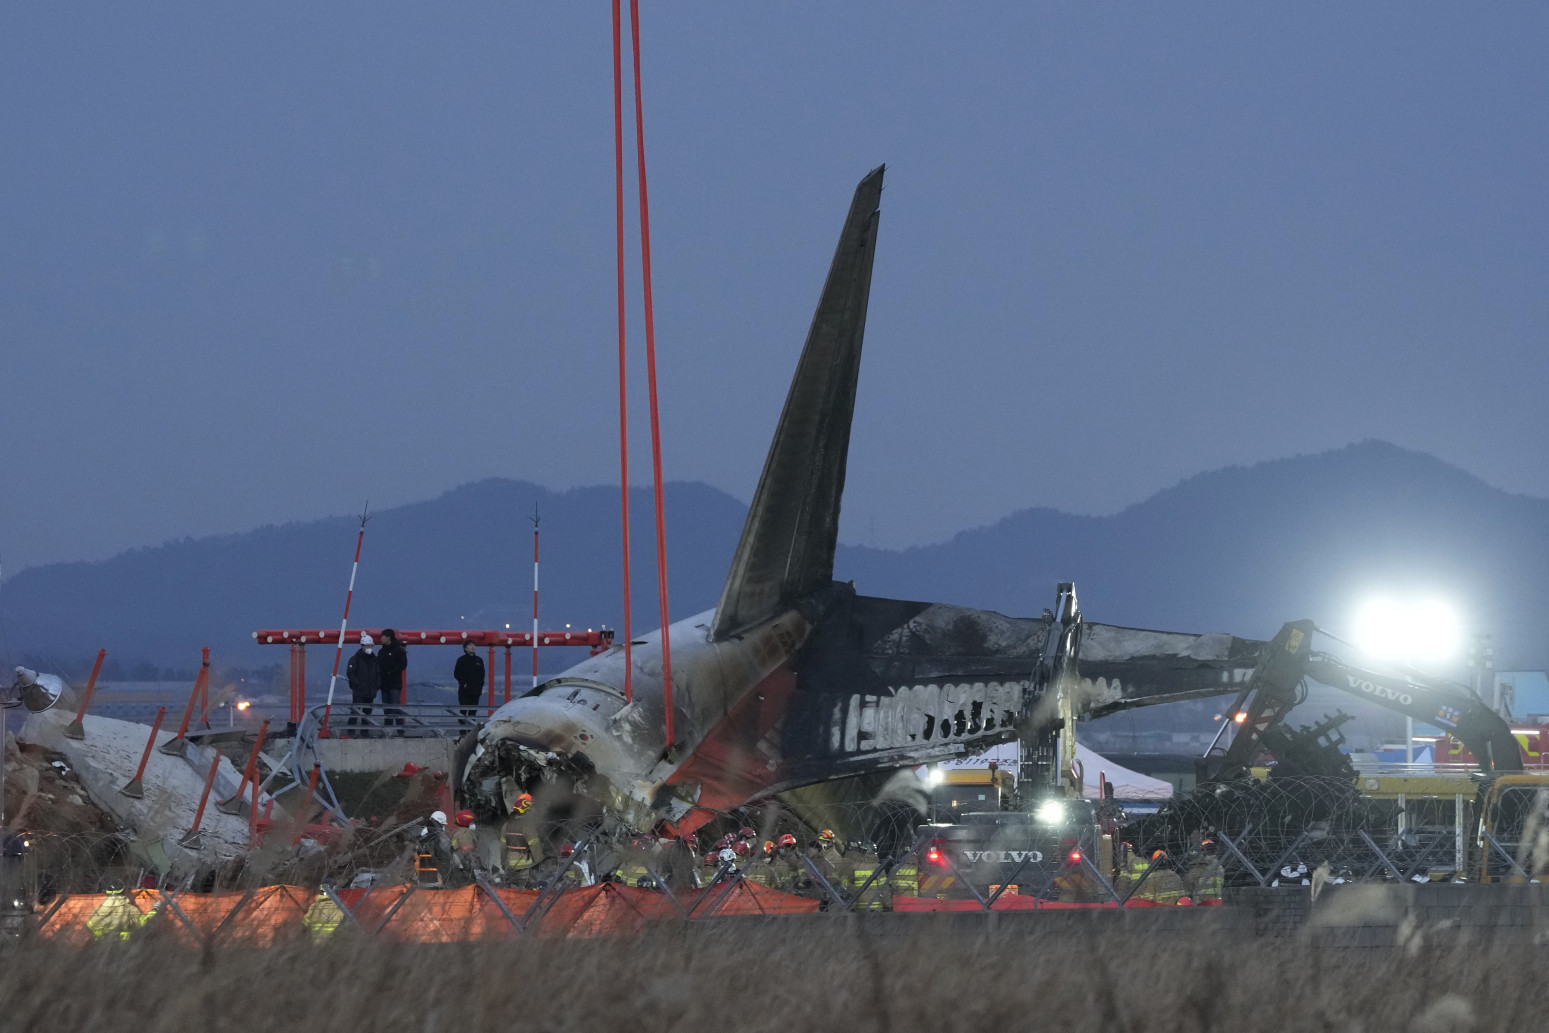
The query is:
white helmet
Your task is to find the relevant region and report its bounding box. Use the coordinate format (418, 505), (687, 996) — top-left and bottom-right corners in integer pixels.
(718, 848), (737, 864)
(430, 810), (448, 825)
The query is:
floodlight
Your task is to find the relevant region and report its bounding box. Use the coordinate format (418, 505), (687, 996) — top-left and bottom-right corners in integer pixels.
(1036, 799), (1067, 825)
(1353, 596), (1462, 666)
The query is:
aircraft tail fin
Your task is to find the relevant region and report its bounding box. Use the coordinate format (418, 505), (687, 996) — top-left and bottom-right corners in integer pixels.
(711, 166), (884, 640)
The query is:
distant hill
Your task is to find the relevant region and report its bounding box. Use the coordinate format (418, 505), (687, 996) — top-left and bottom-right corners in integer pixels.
(5, 442), (1548, 685)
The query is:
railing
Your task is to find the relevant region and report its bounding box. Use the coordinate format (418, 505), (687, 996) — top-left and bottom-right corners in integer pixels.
(309, 702), (479, 740)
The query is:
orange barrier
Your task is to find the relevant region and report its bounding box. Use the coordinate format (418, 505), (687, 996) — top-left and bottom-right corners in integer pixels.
(33, 881), (819, 944)
(689, 880), (822, 917)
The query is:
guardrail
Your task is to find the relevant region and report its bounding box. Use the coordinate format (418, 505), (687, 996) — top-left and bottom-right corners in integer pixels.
(309, 702), (476, 740)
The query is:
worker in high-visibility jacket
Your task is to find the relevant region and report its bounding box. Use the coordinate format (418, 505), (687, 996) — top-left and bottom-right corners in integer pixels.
(1146, 848), (1189, 904)
(1114, 843), (1150, 892)
(501, 793), (544, 888)
(889, 853), (920, 903)
(1185, 839), (1226, 905)
(303, 891), (345, 942)
(843, 844), (890, 911)
(767, 834), (805, 892)
(86, 887), (151, 941)
(818, 829), (845, 872)
(743, 841), (778, 887)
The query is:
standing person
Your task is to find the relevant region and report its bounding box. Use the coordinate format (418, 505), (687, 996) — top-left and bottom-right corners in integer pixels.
(453, 641), (486, 727)
(377, 628), (408, 734)
(345, 633), (380, 736)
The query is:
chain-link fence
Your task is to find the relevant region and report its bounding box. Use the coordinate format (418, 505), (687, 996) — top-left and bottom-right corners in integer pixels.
(10, 769), (1549, 943)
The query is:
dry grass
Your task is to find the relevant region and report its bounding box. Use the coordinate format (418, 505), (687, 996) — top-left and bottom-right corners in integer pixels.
(0, 914), (1525, 1032)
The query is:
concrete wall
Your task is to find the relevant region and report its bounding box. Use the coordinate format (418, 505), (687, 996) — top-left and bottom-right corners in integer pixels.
(311, 736), (456, 775)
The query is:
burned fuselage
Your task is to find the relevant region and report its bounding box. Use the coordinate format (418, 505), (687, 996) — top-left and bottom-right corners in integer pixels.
(459, 589), (1053, 832)
(458, 585), (1268, 834)
(459, 165), (1279, 838)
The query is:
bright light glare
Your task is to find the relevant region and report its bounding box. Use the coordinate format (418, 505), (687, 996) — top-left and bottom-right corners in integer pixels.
(236, 700), (251, 711)
(1036, 799), (1067, 825)
(924, 768), (945, 787)
(1353, 597), (1461, 665)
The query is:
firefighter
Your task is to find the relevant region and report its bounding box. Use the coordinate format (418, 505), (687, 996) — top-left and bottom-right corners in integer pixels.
(501, 793), (543, 888)
(702, 851), (729, 885)
(1185, 838), (1226, 905)
(450, 810), (478, 881)
(844, 842), (890, 912)
(302, 890), (345, 942)
(1114, 842), (1151, 898)
(743, 841), (778, 887)
(1141, 849), (1185, 905)
(818, 828), (845, 872)
(86, 886), (152, 941)
(769, 833), (802, 891)
(889, 848), (920, 903)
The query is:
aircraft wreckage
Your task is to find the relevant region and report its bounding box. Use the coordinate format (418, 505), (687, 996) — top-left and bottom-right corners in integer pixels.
(459, 166), (1519, 840)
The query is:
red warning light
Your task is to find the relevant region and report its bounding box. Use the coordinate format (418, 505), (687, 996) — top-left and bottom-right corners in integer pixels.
(926, 846), (946, 866)
(1068, 850), (1082, 864)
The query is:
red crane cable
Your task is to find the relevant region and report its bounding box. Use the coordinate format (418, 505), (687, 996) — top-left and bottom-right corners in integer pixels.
(628, 0), (674, 748)
(613, 0), (633, 705)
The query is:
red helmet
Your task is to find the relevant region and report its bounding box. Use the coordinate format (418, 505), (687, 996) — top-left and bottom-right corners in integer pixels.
(762, 841), (775, 857)
(454, 810), (474, 828)
(704, 852), (720, 866)
(559, 843), (574, 858)
(818, 829), (836, 843)
(778, 834), (797, 848)
(738, 826), (757, 840)
(512, 793), (534, 815)
(733, 841), (750, 857)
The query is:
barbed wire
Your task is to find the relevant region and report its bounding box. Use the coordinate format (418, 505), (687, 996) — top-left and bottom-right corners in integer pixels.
(2, 773), (1527, 926)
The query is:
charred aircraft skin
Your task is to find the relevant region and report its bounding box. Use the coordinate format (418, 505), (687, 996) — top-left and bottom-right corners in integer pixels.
(464, 164), (1493, 836)
(460, 584), (1279, 832)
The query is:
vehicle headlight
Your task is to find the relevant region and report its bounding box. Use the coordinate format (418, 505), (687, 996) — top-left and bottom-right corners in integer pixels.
(1036, 799), (1066, 825)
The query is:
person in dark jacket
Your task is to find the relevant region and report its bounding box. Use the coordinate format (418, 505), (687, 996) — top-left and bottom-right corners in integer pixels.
(345, 633), (380, 736)
(378, 628), (408, 733)
(453, 641), (486, 726)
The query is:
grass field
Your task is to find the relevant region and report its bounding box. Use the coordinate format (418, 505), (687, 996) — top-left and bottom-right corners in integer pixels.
(0, 914), (1506, 1032)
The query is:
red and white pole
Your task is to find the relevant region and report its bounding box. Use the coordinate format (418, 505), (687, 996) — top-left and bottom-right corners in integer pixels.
(321, 507), (369, 735)
(531, 513), (540, 691)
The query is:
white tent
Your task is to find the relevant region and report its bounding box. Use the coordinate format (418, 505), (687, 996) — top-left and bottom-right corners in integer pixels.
(1075, 742), (1173, 801)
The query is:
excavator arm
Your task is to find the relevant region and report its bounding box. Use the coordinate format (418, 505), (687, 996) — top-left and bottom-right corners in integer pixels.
(1301, 654), (1522, 774)
(1199, 621), (1522, 779)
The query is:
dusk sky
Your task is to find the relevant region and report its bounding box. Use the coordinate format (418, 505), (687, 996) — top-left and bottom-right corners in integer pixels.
(3, 4), (1546, 574)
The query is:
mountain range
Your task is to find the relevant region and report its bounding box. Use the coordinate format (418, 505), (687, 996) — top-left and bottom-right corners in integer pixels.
(4, 441), (1546, 687)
